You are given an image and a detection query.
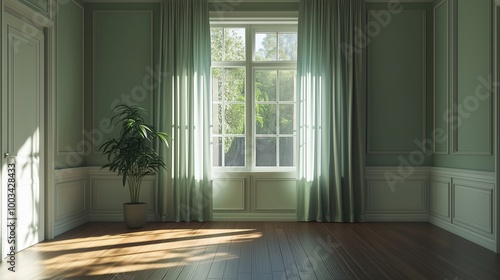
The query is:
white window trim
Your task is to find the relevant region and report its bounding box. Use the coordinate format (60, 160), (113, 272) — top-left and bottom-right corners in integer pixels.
(211, 21), (298, 173)
(210, 9), (298, 23)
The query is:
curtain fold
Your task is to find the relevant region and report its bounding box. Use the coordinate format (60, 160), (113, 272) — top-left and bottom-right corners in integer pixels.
(296, 0), (365, 222)
(157, 0), (212, 222)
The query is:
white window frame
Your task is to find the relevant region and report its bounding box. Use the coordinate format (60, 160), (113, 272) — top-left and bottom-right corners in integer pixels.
(210, 21), (298, 173)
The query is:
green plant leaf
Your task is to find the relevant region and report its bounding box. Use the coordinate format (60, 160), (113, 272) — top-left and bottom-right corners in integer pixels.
(98, 104), (172, 196)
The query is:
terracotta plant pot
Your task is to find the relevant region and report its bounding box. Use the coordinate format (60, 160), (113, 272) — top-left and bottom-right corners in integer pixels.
(123, 202), (147, 229)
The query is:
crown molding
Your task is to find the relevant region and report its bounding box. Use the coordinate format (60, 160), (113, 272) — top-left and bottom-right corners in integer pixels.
(209, 0), (298, 2)
(82, 0), (433, 3)
(365, 0), (433, 2)
(82, 0), (160, 2)
(81, 0), (298, 3)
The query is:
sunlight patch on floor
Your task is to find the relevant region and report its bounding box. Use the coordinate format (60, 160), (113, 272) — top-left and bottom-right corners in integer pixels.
(36, 228), (261, 278)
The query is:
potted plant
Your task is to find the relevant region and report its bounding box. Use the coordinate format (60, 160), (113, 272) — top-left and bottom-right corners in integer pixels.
(100, 104), (169, 228)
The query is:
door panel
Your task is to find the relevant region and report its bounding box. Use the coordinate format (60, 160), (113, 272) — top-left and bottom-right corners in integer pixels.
(2, 12), (45, 256)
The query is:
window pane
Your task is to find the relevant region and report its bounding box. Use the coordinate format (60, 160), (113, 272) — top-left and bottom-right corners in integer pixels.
(224, 68), (245, 102)
(279, 70), (296, 101)
(224, 28), (246, 61)
(256, 137), (276, 166)
(255, 32), (277, 61)
(256, 104), (276, 135)
(211, 28), (223, 61)
(211, 68), (223, 101)
(211, 28), (245, 61)
(225, 104), (245, 134)
(212, 104), (222, 134)
(279, 137), (294, 166)
(255, 70), (277, 101)
(279, 104), (294, 134)
(278, 33), (298, 61)
(213, 137), (222, 166)
(212, 67), (245, 102)
(225, 137), (245, 166)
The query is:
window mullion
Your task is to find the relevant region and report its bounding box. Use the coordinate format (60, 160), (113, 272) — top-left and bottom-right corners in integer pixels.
(221, 69), (226, 167)
(246, 25), (254, 170)
(276, 70), (280, 167)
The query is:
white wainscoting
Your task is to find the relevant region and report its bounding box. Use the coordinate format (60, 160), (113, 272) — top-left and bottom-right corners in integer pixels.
(213, 177), (247, 211)
(53, 167), (89, 236)
(252, 178), (296, 211)
(87, 167), (157, 222)
(366, 166), (497, 252)
(429, 167), (496, 252)
(430, 176), (451, 222)
(49, 165), (497, 252)
(213, 172), (296, 221)
(364, 167), (430, 221)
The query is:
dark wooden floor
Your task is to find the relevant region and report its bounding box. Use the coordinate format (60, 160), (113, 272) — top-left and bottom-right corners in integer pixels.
(1, 222), (499, 279)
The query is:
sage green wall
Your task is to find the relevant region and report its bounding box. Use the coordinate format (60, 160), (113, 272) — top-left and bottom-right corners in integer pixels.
(433, 0), (449, 155)
(54, 0), (85, 169)
(366, 3), (433, 166)
(366, 1), (494, 171)
(433, 0), (494, 171)
(84, 3), (160, 166)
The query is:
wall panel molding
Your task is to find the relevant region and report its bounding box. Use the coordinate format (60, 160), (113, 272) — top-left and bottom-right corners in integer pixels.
(212, 172), (297, 219)
(56, 179), (87, 220)
(53, 167), (89, 236)
(428, 167), (496, 252)
(365, 166), (429, 221)
(453, 179), (494, 236)
(18, 0), (49, 16)
(55, 0), (85, 155)
(433, 0), (450, 154)
(430, 176), (451, 221)
(367, 10), (427, 155)
(452, 0), (493, 155)
(252, 178), (296, 212)
(431, 166), (496, 183)
(213, 178), (247, 211)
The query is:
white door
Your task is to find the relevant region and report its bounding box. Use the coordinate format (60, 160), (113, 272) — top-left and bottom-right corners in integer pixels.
(2, 12), (45, 257)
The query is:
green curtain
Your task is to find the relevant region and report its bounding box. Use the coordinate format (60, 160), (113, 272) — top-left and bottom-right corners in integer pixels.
(296, 0), (365, 222)
(157, 0), (212, 222)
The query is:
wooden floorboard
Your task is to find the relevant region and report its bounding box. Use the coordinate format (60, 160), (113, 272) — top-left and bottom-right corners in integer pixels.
(1, 222), (499, 279)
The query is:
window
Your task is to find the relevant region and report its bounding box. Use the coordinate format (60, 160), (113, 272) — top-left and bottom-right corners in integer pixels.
(211, 24), (297, 169)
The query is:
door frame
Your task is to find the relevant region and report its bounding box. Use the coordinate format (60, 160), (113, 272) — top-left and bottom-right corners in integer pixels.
(494, 0), (500, 254)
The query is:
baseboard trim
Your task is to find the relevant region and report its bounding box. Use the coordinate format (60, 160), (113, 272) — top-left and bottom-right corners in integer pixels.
(213, 212), (297, 221)
(430, 216), (497, 252)
(89, 213), (158, 222)
(364, 213), (429, 222)
(54, 214), (89, 237)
